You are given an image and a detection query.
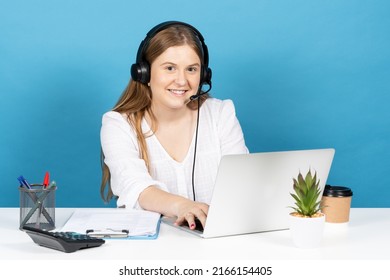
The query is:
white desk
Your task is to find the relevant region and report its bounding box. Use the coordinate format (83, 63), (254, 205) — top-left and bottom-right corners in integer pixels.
(0, 208), (389, 260)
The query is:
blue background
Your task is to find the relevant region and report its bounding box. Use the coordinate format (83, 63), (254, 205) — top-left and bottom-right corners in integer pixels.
(1, 0), (389, 208)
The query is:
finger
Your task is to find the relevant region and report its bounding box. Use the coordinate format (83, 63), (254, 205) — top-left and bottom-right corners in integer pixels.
(199, 203), (209, 216)
(196, 204), (209, 228)
(189, 208), (207, 229)
(185, 213), (196, 230)
(194, 210), (207, 229)
(174, 215), (186, 226)
(175, 213), (196, 229)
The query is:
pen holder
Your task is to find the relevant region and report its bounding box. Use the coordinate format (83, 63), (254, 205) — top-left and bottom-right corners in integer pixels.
(19, 184), (56, 230)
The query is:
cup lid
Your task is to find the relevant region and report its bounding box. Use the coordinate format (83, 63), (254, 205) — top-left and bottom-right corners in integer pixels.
(323, 185), (353, 197)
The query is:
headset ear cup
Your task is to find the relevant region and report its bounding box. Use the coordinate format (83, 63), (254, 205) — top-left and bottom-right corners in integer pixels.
(130, 63), (138, 81)
(203, 67), (212, 86)
(131, 62), (150, 84)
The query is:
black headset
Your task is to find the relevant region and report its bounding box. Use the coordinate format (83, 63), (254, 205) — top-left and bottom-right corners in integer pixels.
(130, 21), (212, 89)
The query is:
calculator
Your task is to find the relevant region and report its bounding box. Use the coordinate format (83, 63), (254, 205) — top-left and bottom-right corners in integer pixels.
(22, 225), (105, 253)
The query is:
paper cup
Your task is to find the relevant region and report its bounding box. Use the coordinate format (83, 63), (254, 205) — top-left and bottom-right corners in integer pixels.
(321, 185), (353, 223)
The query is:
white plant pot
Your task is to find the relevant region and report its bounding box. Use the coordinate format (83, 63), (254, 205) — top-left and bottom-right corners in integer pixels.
(289, 213), (325, 248)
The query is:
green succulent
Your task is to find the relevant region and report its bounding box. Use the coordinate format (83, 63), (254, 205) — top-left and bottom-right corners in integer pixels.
(290, 170), (322, 217)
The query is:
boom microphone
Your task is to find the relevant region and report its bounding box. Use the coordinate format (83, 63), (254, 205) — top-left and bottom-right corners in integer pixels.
(188, 82), (212, 102)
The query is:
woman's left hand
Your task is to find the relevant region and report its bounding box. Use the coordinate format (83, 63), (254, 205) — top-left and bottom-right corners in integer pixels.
(174, 200), (209, 230)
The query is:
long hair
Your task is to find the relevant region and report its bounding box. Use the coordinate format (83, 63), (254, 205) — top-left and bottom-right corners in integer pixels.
(100, 24), (210, 203)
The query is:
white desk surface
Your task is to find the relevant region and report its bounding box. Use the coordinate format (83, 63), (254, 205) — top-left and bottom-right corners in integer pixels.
(1, 208), (389, 260)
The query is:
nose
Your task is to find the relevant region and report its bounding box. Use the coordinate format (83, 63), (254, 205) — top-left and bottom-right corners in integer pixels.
(174, 70), (187, 86)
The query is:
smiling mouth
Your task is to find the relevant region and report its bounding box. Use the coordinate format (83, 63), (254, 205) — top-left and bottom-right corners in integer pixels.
(168, 89), (188, 96)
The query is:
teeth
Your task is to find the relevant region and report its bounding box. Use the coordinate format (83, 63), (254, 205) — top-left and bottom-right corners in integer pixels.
(169, 89), (186, 95)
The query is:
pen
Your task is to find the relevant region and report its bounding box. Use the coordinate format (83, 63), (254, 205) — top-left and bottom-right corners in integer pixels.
(17, 175), (32, 189)
(36, 180), (53, 226)
(38, 171), (50, 226)
(43, 172), (50, 188)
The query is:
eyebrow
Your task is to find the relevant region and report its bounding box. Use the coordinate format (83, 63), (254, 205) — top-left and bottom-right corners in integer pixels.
(160, 62), (201, 67)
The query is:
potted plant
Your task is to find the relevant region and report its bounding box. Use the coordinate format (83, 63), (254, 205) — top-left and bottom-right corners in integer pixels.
(289, 169), (325, 248)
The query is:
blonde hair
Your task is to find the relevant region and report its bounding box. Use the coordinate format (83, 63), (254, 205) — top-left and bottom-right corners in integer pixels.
(100, 24), (210, 203)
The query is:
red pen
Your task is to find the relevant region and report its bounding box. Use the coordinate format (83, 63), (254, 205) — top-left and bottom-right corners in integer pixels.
(43, 171), (50, 188)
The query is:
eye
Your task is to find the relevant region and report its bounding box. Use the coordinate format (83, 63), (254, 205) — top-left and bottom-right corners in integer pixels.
(165, 65), (175, 71)
(187, 66), (199, 73)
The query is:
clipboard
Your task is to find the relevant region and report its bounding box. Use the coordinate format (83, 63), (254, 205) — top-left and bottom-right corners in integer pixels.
(86, 229), (130, 238)
(60, 208), (161, 240)
(85, 220), (161, 240)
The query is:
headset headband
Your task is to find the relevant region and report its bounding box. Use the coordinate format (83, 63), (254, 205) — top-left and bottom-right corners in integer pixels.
(131, 21), (211, 85)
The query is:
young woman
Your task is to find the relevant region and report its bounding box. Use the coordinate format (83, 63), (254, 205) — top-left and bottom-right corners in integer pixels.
(100, 21), (248, 230)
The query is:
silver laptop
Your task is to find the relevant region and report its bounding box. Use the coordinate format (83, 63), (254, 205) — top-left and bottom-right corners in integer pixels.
(162, 148), (335, 238)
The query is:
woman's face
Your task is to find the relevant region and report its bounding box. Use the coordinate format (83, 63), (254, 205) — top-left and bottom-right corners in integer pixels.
(149, 44), (201, 111)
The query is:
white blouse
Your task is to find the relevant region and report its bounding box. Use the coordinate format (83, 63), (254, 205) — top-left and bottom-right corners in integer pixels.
(100, 98), (248, 209)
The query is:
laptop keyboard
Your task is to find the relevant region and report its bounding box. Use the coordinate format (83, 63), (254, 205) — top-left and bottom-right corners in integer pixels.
(194, 219), (204, 232)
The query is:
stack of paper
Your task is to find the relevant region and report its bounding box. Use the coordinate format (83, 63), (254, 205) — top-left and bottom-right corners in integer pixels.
(59, 208), (161, 239)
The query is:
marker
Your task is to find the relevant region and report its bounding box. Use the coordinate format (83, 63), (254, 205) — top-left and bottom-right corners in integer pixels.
(48, 181), (57, 189)
(17, 175), (32, 189)
(43, 172), (50, 188)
